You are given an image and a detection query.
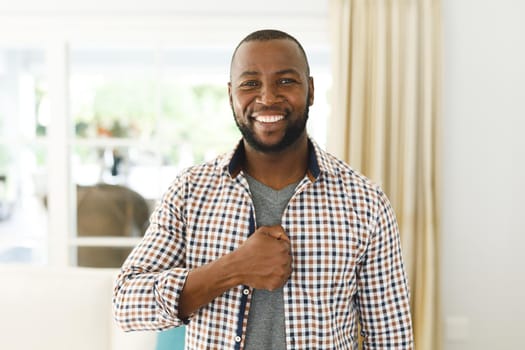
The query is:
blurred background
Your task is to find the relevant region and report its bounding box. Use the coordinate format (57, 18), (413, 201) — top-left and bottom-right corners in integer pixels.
(0, 0), (523, 349)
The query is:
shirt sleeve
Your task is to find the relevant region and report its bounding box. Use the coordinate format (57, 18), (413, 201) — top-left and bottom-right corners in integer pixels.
(112, 174), (190, 332)
(356, 188), (414, 349)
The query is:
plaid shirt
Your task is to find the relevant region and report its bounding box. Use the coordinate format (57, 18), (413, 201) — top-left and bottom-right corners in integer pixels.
(113, 138), (413, 349)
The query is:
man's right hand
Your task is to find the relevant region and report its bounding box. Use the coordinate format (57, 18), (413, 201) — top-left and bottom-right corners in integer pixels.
(232, 225), (292, 291)
(178, 225), (292, 319)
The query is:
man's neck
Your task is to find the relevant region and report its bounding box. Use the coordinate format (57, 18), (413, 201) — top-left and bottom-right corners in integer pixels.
(242, 135), (309, 190)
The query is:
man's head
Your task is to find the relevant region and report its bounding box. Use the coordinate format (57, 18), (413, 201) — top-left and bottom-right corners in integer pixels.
(228, 29), (314, 154)
(230, 29), (311, 78)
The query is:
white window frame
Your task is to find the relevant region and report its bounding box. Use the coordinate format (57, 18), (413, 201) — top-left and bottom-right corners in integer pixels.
(0, 9), (330, 267)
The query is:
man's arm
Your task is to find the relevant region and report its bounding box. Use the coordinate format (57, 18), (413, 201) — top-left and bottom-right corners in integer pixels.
(356, 189), (413, 349)
(112, 175), (291, 331)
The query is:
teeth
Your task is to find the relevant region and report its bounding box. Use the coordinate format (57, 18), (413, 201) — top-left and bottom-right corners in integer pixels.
(254, 115), (285, 123)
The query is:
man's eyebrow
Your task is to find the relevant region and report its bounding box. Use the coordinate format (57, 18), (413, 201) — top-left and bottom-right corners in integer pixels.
(237, 68), (302, 79)
(275, 68), (301, 76)
(238, 70), (260, 78)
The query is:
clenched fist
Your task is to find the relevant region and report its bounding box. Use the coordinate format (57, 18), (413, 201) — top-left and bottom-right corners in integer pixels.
(233, 225), (292, 291)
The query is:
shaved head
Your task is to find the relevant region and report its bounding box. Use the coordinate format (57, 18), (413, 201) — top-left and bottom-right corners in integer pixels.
(230, 29), (311, 79)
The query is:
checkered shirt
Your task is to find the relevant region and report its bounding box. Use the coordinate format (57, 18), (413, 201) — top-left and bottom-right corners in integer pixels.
(113, 138), (413, 349)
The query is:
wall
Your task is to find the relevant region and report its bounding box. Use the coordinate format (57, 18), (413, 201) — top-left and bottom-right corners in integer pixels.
(0, 1), (329, 48)
(441, 0), (525, 349)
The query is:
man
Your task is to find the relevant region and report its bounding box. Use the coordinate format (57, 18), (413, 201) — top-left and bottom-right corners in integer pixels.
(113, 29), (413, 349)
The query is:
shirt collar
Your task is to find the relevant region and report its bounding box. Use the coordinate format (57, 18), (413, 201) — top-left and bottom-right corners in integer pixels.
(220, 137), (336, 181)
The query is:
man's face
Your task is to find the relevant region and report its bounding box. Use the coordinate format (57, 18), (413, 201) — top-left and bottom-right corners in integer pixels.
(228, 39), (314, 153)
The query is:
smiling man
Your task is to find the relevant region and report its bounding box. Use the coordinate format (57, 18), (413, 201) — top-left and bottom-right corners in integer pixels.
(229, 35), (313, 156)
(113, 29), (413, 350)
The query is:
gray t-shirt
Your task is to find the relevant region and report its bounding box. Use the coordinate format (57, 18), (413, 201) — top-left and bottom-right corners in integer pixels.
(243, 174), (298, 350)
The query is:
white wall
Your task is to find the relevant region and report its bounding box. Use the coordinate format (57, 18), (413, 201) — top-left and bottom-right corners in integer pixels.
(0, 1), (329, 48)
(442, 1), (525, 349)
(0, 0), (323, 13)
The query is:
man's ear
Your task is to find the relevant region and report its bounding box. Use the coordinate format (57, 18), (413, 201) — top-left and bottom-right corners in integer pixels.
(228, 82), (233, 107)
(308, 77), (315, 106)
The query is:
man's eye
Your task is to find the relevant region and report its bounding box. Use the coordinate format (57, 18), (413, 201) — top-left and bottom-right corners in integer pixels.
(240, 81), (259, 88)
(279, 78), (296, 85)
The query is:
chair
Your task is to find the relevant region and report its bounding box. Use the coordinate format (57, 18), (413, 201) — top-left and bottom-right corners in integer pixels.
(76, 183), (150, 267)
(156, 327), (186, 350)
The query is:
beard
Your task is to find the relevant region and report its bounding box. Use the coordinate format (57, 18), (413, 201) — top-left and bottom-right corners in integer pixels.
(233, 102), (309, 154)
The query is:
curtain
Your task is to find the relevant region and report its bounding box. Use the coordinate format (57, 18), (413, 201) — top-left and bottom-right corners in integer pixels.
(327, 0), (442, 349)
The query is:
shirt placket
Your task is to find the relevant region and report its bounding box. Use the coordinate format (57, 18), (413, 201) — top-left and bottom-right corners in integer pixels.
(232, 172), (317, 349)
(232, 173), (256, 350)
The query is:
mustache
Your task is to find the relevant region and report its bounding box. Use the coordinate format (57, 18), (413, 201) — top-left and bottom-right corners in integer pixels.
(251, 105), (290, 115)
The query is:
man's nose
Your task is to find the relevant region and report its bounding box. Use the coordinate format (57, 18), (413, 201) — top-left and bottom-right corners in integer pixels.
(255, 84), (281, 105)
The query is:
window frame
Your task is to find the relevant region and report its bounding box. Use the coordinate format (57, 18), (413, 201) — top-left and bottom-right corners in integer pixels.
(0, 13), (330, 268)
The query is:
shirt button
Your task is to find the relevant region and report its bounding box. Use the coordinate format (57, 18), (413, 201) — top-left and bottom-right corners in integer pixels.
(235, 336), (242, 343)
(243, 288), (250, 295)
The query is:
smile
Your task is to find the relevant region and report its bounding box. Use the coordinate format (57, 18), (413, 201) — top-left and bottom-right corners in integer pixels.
(253, 115), (285, 123)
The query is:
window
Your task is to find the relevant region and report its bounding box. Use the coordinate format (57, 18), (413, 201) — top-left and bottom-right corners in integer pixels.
(0, 47), (49, 264)
(69, 44), (242, 267)
(0, 34), (330, 268)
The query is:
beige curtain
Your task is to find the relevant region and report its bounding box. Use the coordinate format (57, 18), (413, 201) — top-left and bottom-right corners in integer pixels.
(327, 0), (442, 349)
